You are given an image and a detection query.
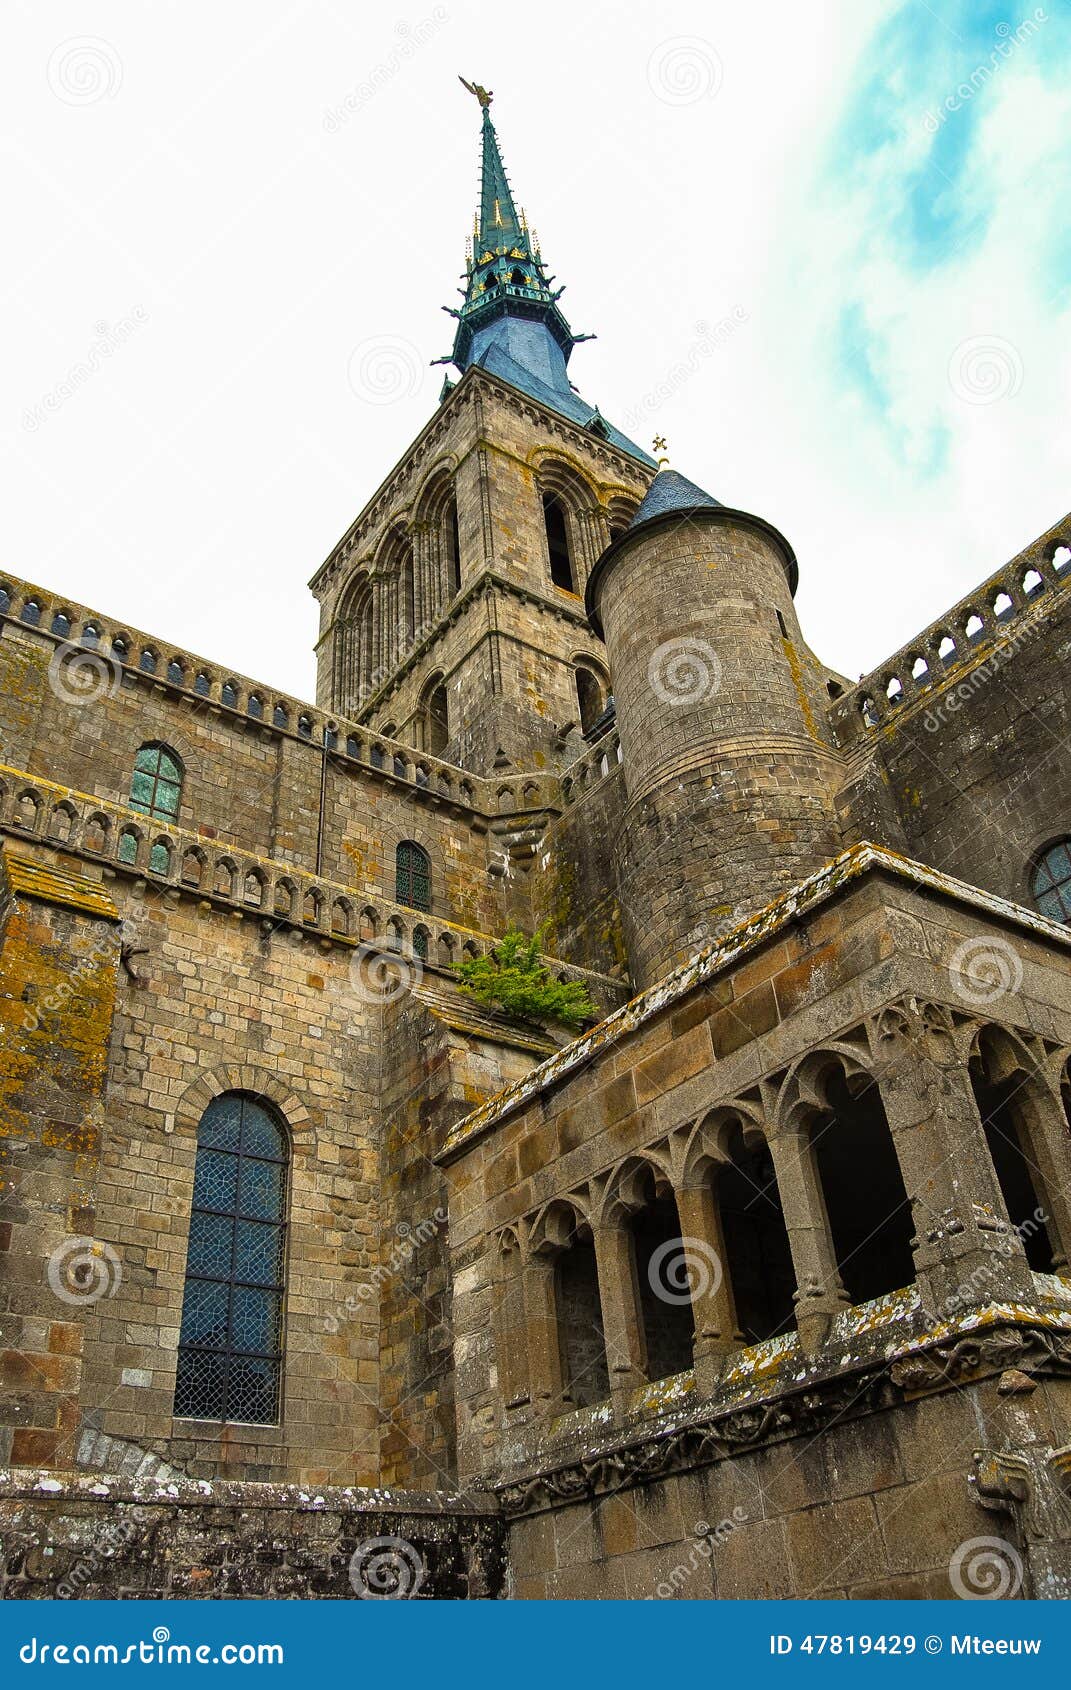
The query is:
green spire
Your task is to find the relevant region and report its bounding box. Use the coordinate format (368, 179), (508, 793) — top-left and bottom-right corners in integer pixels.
(475, 101), (532, 264)
(443, 79), (582, 377)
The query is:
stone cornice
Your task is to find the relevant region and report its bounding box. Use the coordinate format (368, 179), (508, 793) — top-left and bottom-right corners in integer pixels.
(488, 1304), (1071, 1516)
(440, 840), (1071, 1159)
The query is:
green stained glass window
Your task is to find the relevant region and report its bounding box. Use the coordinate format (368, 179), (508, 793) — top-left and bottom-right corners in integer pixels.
(396, 841), (431, 912)
(127, 744), (182, 825)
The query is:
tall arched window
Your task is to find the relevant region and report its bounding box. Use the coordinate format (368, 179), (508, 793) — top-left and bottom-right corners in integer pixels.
(575, 665), (607, 736)
(543, 494), (575, 592)
(421, 676), (449, 757)
(119, 744), (183, 869)
(1032, 840), (1071, 923)
(174, 1094), (288, 1425)
(396, 840), (431, 912)
(445, 494), (462, 598)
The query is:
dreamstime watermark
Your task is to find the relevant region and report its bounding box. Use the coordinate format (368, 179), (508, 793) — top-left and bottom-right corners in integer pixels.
(347, 336), (425, 406)
(648, 637), (722, 706)
(21, 897), (148, 1034)
(348, 1535), (426, 1598)
(348, 941), (424, 1006)
(23, 309), (150, 432)
(324, 1208), (447, 1333)
(47, 640), (123, 708)
(623, 312), (748, 430)
(323, 11), (449, 131)
(922, 604), (1039, 732)
(947, 935), (1024, 1007)
(47, 1236), (123, 1306)
(922, 12), (1048, 133)
(923, 1205), (1049, 1324)
(647, 1236), (723, 1305)
(47, 37), (123, 106)
(948, 335), (1023, 406)
(56, 1508), (150, 1598)
(949, 1534), (1024, 1599)
(647, 37), (723, 106)
(651, 1511), (748, 1598)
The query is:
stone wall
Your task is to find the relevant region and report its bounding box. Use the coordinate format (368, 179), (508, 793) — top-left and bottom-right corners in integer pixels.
(832, 511), (1071, 913)
(0, 1470), (506, 1599)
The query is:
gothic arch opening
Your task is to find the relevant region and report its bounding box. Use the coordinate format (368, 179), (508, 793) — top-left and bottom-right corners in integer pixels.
(971, 1032), (1063, 1271)
(574, 662), (608, 736)
(550, 1214), (610, 1409)
(419, 674), (450, 757)
(716, 1125), (796, 1343)
(806, 1061), (915, 1305)
(543, 494), (574, 592)
(624, 1166), (695, 1383)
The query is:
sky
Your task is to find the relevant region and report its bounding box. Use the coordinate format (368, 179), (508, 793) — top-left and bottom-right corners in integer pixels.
(3, 0), (1070, 701)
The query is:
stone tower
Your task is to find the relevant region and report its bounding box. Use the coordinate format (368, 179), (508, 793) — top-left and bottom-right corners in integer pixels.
(310, 90), (655, 777)
(586, 468), (847, 987)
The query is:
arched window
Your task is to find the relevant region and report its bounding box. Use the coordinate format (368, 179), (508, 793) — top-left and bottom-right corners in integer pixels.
(445, 496), (462, 597)
(1032, 840), (1071, 924)
(396, 841), (431, 912)
(543, 494), (575, 592)
(421, 677), (450, 757)
(121, 744), (183, 869)
(575, 665), (607, 736)
(174, 1093), (288, 1424)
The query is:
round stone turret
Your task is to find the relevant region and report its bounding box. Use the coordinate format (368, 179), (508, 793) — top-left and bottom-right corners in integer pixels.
(586, 469), (845, 989)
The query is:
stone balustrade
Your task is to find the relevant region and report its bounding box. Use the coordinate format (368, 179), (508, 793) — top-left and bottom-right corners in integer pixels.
(830, 528), (1071, 741)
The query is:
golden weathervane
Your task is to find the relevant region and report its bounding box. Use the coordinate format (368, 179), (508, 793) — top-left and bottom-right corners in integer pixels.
(459, 76), (493, 108)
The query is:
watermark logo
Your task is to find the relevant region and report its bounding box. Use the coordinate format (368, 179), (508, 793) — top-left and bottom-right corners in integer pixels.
(648, 637), (722, 706)
(349, 1536), (425, 1599)
(47, 641), (123, 707)
(347, 336), (424, 406)
(348, 943), (423, 1006)
(647, 1236), (723, 1305)
(947, 936), (1024, 1007)
(647, 37), (723, 106)
(322, 10), (449, 130)
(47, 38), (123, 105)
(47, 1236), (122, 1306)
(949, 1534), (1024, 1599)
(948, 336), (1023, 406)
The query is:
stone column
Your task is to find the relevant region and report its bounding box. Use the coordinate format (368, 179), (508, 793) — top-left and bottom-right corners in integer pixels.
(673, 1178), (742, 1393)
(870, 1005), (1035, 1316)
(592, 1221), (647, 1408)
(522, 1253), (564, 1416)
(766, 1128), (850, 1353)
(491, 1234), (531, 1421)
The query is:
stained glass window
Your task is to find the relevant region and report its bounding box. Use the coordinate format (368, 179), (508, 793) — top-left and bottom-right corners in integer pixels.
(174, 1094), (287, 1424)
(1033, 842), (1071, 924)
(121, 744), (182, 871)
(396, 841), (431, 912)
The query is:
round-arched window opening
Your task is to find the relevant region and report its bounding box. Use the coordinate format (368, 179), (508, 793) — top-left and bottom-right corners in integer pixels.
(1032, 841), (1071, 924)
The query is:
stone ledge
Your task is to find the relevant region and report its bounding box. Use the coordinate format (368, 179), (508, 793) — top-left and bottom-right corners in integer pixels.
(489, 1304), (1071, 1517)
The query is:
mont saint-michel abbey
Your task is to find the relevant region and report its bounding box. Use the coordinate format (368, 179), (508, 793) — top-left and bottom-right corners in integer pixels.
(2, 86), (1071, 1603)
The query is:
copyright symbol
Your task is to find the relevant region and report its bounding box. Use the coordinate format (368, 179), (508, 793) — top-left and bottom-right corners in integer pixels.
(924, 1637), (942, 1654)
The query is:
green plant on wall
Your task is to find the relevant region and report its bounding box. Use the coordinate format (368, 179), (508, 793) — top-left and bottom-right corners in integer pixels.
(453, 923), (597, 1030)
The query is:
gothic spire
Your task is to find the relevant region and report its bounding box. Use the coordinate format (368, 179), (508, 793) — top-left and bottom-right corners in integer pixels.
(438, 82), (654, 468)
(444, 80), (581, 376)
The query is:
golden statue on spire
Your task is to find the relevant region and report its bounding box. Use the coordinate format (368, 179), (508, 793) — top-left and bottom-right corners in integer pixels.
(459, 75), (493, 108)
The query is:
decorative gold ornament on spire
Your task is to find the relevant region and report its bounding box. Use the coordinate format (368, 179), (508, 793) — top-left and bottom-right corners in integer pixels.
(459, 75), (493, 108)
(653, 435), (670, 467)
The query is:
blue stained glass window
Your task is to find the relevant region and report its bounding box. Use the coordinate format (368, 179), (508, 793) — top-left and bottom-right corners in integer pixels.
(174, 1093), (287, 1424)
(1033, 842), (1071, 925)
